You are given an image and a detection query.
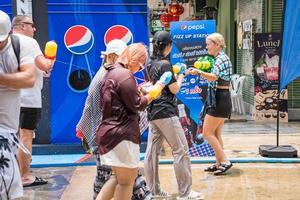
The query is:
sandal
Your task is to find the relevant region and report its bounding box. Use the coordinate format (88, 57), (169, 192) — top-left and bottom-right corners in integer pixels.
(23, 177), (48, 187)
(204, 163), (219, 172)
(214, 162), (233, 176)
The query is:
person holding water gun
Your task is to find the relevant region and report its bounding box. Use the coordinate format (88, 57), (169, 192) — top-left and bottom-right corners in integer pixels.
(12, 15), (55, 187)
(95, 43), (172, 200)
(188, 33), (233, 176)
(76, 40), (172, 200)
(144, 30), (204, 200)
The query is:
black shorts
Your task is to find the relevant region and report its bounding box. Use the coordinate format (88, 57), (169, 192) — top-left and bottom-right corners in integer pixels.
(207, 89), (232, 118)
(19, 107), (41, 130)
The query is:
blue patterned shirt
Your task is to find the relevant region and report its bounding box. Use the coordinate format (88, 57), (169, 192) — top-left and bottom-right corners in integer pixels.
(210, 50), (232, 87)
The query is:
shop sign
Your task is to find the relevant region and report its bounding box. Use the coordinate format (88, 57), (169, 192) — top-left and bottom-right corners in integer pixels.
(151, 20), (165, 32)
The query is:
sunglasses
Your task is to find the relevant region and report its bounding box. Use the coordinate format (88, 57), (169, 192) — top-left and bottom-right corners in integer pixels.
(21, 22), (35, 28)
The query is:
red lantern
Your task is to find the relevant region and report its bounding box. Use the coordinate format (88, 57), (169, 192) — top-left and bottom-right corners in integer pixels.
(160, 12), (172, 28)
(172, 15), (179, 21)
(160, 12), (172, 23)
(167, 6), (172, 14)
(168, 3), (184, 16)
(176, 4), (184, 15)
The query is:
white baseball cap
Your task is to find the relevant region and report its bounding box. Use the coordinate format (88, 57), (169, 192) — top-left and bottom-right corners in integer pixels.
(101, 39), (127, 56)
(0, 10), (11, 42)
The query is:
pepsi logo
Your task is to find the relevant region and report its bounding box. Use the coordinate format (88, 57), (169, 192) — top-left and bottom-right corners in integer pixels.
(64, 25), (94, 55)
(190, 78), (196, 84)
(181, 24), (187, 30)
(104, 25), (133, 45)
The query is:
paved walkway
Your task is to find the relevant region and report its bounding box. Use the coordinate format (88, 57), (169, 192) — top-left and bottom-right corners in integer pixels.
(23, 121), (300, 200)
(24, 163), (300, 200)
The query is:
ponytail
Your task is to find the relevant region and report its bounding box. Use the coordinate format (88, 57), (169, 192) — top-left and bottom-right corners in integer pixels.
(151, 40), (169, 58)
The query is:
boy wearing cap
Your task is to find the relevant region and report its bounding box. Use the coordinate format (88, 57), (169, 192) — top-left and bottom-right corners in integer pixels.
(76, 39), (151, 200)
(0, 10), (36, 199)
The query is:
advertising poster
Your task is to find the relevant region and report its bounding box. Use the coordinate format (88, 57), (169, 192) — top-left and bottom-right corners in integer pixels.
(170, 20), (216, 157)
(253, 33), (288, 122)
(48, 0), (149, 143)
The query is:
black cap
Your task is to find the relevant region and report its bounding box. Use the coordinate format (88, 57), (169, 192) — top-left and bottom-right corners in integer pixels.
(153, 31), (171, 45)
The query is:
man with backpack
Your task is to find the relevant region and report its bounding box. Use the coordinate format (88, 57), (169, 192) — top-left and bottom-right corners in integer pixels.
(12, 15), (54, 187)
(0, 10), (37, 199)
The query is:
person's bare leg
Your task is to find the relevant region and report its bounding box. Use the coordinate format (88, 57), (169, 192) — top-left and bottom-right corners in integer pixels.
(215, 121), (225, 149)
(18, 128), (34, 184)
(203, 115), (227, 164)
(96, 175), (117, 200)
(113, 167), (138, 200)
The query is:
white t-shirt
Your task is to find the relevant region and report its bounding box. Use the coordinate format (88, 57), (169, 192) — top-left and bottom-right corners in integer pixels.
(15, 33), (44, 108)
(0, 34), (35, 134)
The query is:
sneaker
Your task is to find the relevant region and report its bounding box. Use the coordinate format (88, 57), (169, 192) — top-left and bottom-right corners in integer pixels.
(152, 190), (171, 199)
(177, 190), (204, 200)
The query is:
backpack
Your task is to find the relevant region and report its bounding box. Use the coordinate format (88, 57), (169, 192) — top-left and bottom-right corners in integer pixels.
(10, 34), (20, 71)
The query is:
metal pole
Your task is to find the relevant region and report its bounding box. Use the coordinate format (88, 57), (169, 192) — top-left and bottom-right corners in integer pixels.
(276, 0), (287, 147)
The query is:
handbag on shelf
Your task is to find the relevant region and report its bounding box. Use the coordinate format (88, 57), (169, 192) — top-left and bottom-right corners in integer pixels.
(199, 84), (217, 120)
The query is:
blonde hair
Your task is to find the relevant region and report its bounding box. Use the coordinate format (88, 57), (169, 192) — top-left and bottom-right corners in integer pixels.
(12, 15), (31, 27)
(207, 33), (226, 48)
(117, 43), (148, 68)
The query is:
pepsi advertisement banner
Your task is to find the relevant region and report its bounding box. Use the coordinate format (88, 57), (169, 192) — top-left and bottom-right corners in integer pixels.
(47, 0), (148, 143)
(170, 20), (216, 156)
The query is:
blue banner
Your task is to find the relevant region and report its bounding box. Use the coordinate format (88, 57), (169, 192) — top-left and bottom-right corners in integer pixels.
(280, 0), (300, 90)
(48, 0), (149, 143)
(170, 20), (216, 155)
(170, 20), (215, 123)
(0, 0), (12, 17)
(170, 20), (215, 66)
